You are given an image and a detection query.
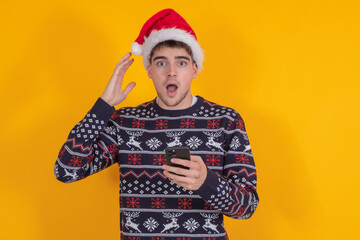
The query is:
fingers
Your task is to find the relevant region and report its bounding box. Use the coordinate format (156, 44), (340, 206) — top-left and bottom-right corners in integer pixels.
(164, 170), (187, 183)
(110, 55), (134, 94)
(163, 169), (201, 190)
(163, 165), (188, 177)
(162, 155), (207, 191)
(101, 53), (136, 106)
(190, 155), (202, 163)
(112, 54), (134, 80)
(162, 158), (200, 178)
(116, 52), (132, 67)
(118, 58), (134, 78)
(114, 57), (134, 81)
(171, 157), (201, 171)
(123, 82), (136, 96)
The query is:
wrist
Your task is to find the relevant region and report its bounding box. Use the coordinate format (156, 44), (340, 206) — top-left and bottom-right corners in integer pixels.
(100, 96), (114, 107)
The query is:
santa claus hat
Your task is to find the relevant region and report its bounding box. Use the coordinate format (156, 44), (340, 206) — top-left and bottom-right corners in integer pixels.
(131, 8), (204, 71)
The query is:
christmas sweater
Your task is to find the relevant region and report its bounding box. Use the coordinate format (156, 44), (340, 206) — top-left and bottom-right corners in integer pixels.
(54, 95), (259, 240)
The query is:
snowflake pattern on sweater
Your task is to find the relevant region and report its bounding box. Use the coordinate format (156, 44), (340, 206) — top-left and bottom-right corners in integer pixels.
(54, 96), (259, 240)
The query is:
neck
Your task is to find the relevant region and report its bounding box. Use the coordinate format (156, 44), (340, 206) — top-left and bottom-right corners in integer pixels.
(156, 93), (194, 110)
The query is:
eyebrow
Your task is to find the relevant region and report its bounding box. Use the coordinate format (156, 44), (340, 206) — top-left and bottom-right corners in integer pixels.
(153, 56), (191, 61)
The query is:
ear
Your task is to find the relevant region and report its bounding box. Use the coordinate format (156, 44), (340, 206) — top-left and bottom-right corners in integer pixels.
(192, 62), (199, 79)
(146, 63), (152, 79)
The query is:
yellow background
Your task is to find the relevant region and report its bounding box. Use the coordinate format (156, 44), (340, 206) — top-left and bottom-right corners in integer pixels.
(1, 0), (359, 239)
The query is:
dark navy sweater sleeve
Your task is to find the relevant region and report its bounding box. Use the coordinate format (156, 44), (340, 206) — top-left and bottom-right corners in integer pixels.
(195, 112), (259, 219)
(54, 97), (119, 183)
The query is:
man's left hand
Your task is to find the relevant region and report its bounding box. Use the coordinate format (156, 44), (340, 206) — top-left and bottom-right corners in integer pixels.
(162, 155), (207, 191)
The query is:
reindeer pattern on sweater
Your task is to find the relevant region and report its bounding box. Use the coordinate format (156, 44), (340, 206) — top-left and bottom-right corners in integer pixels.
(54, 96), (259, 240)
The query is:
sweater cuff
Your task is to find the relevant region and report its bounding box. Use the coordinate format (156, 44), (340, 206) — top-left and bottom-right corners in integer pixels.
(194, 167), (222, 200)
(89, 97), (116, 123)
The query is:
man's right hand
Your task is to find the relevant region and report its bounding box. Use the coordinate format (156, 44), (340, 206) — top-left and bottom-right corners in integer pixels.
(100, 52), (136, 107)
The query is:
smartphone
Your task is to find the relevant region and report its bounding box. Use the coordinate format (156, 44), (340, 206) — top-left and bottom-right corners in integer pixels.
(165, 146), (190, 175)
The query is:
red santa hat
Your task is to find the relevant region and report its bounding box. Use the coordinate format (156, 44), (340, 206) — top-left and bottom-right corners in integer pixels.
(131, 8), (204, 71)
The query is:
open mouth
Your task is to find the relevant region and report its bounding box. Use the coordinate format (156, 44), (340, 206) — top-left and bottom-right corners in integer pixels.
(166, 81), (179, 97)
(166, 84), (178, 93)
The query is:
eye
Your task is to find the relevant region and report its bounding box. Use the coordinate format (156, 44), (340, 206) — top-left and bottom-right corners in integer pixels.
(156, 61), (166, 67)
(178, 61), (187, 67)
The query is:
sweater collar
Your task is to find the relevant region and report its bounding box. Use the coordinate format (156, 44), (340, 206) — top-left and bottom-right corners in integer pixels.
(153, 95), (204, 117)
(156, 95), (198, 106)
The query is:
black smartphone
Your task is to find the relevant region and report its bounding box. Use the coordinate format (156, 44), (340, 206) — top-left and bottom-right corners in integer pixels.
(165, 146), (190, 175)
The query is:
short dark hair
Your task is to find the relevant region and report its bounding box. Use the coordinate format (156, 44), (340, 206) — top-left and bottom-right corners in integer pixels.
(149, 40), (194, 64)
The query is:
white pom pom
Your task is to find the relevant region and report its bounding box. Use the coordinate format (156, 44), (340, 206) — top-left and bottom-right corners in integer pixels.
(131, 42), (143, 55)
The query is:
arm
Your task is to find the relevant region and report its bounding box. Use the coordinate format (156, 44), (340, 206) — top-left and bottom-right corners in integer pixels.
(195, 113), (259, 219)
(54, 97), (119, 183)
(54, 52), (136, 183)
(163, 113), (259, 219)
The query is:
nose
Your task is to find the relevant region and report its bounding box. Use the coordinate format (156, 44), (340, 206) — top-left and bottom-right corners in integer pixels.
(167, 63), (177, 77)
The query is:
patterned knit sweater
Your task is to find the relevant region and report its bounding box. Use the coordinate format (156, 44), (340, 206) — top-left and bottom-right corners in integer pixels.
(54, 95), (259, 240)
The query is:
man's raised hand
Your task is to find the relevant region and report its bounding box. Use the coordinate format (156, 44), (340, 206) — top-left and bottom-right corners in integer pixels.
(101, 52), (136, 107)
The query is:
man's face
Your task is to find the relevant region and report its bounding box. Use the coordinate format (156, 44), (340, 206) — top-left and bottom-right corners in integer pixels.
(147, 46), (198, 110)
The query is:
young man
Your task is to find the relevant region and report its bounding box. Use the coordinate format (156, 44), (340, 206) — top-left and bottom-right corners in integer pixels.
(54, 8), (259, 240)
